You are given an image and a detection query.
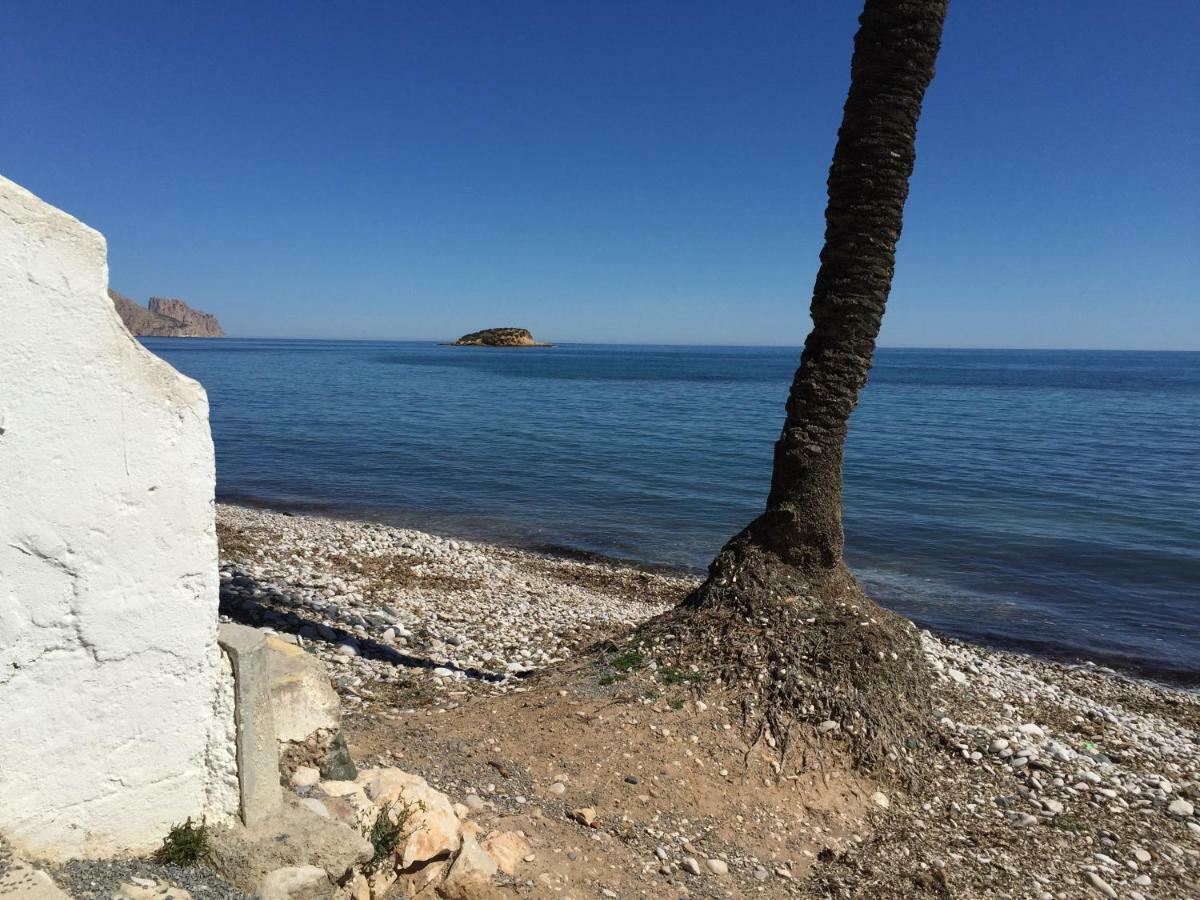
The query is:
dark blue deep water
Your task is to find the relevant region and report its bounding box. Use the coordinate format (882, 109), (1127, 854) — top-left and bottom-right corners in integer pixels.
(146, 340), (1200, 682)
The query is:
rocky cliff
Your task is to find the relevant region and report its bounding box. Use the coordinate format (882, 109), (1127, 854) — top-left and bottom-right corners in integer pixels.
(149, 297), (225, 337)
(109, 290), (226, 337)
(452, 327), (548, 347)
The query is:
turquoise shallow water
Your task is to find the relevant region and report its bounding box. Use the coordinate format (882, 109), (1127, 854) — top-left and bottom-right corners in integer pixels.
(146, 340), (1200, 682)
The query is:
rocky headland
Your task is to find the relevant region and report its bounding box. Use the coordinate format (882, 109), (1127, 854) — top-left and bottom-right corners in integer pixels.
(110, 290), (226, 337)
(451, 328), (550, 347)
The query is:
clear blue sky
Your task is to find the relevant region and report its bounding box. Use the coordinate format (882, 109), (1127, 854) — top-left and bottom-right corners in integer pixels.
(3, 1), (1197, 348)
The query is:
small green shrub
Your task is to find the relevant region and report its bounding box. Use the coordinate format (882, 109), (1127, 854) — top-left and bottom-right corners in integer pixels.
(656, 666), (703, 686)
(363, 799), (421, 868)
(598, 673), (629, 686)
(154, 817), (209, 866)
(610, 651), (645, 673)
(667, 698), (685, 711)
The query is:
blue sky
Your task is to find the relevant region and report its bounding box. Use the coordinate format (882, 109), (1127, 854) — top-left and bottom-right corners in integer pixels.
(3, 1), (1197, 348)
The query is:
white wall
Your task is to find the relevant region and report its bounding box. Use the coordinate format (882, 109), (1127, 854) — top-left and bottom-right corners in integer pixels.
(0, 174), (237, 859)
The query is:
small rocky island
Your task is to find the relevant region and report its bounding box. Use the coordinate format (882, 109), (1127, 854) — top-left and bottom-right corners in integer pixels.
(110, 290), (226, 337)
(451, 327), (550, 347)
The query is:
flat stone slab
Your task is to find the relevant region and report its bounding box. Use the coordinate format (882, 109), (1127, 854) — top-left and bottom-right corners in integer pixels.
(0, 861), (72, 900)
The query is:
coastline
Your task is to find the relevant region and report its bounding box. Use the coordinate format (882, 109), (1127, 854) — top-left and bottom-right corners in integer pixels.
(216, 492), (700, 579)
(217, 495), (1199, 688)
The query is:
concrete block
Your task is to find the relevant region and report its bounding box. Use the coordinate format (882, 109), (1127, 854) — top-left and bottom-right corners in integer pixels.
(218, 623), (283, 827)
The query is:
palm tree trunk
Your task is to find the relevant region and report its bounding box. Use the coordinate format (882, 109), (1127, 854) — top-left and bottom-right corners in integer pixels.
(761, 0), (949, 571)
(664, 0), (949, 774)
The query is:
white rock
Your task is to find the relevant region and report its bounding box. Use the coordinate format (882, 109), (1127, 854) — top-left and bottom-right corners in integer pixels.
(1085, 871), (1117, 898)
(871, 791), (891, 809)
(706, 859), (729, 875)
(291, 767), (322, 788)
(1167, 798), (1194, 818)
(316, 780), (378, 830)
(463, 794), (486, 811)
(682, 857), (702, 876)
(481, 831), (531, 876)
(259, 866), (330, 900)
(443, 833), (498, 893)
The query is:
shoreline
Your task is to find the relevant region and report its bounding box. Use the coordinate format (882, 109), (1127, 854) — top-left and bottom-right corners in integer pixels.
(216, 492), (705, 577)
(217, 496), (1200, 689)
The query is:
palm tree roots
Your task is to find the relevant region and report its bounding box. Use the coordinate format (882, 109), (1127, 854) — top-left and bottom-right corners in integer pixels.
(640, 526), (934, 781)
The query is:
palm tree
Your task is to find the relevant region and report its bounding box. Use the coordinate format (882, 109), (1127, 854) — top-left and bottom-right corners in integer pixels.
(669, 0), (951, 774)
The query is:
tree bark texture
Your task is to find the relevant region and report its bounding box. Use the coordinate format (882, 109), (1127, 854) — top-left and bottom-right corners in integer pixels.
(757, 0), (949, 571)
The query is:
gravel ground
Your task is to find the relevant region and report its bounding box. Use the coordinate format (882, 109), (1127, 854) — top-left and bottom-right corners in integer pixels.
(795, 635), (1200, 898)
(51, 859), (250, 900)
(0, 837), (248, 900)
(215, 502), (693, 706)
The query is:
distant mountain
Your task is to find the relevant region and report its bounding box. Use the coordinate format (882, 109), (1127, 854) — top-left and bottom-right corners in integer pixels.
(109, 290), (225, 337)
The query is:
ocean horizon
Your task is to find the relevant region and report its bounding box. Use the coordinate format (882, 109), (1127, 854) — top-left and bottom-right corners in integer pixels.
(146, 338), (1200, 685)
(177, 336), (1200, 352)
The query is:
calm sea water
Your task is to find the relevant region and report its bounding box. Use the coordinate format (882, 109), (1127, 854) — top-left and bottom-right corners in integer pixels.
(146, 340), (1200, 683)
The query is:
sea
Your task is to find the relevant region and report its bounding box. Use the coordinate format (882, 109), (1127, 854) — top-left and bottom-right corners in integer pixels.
(145, 339), (1200, 684)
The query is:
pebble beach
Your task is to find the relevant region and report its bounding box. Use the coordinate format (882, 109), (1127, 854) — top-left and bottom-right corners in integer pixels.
(215, 503), (1200, 898)
(216, 503), (689, 690)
